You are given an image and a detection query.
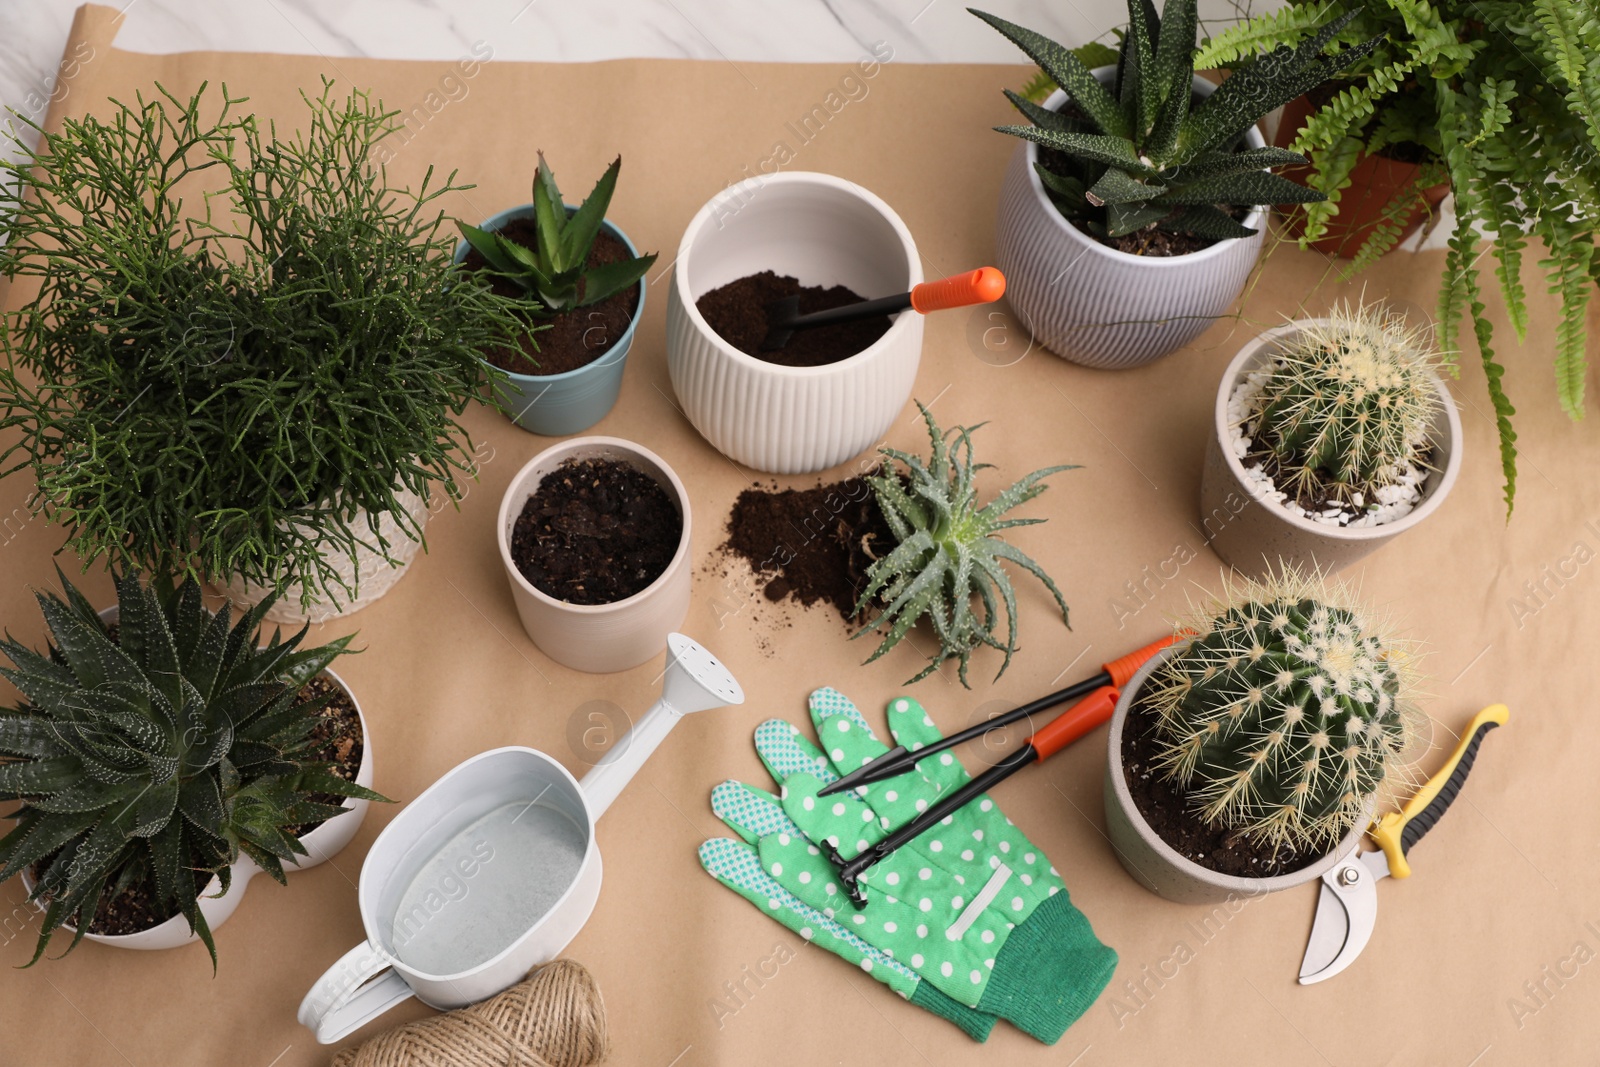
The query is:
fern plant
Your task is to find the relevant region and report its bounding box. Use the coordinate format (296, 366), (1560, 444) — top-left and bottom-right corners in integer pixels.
(972, 1), (1378, 242)
(0, 568), (387, 967)
(852, 402), (1074, 686)
(1196, 0), (1600, 513)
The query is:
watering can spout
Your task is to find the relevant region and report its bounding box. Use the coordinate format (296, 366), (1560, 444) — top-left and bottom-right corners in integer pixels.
(578, 634), (743, 818)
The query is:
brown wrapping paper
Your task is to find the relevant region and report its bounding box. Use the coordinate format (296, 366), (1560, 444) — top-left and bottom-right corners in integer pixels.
(0, 5), (1593, 1063)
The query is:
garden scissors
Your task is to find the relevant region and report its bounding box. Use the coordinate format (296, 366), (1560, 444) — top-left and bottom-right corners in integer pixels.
(1297, 703), (1508, 985)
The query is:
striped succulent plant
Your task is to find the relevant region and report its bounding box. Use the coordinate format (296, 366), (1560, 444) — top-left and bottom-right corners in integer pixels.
(0, 569), (385, 967)
(972, 1), (1381, 241)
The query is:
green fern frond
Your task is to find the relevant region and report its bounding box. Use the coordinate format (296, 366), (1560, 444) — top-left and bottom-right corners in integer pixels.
(1193, 2), (1334, 70)
(1299, 135), (1363, 245)
(1531, 0), (1600, 157)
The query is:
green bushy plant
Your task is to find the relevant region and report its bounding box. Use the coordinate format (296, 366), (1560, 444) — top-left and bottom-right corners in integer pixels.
(853, 402), (1074, 686)
(0, 568), (387, 967)
(0, 81), (535, 608)
(972, 0), (1378, 243)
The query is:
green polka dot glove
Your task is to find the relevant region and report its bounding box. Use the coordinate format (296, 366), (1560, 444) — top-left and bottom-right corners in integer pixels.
(702, 687), (1116, 1045)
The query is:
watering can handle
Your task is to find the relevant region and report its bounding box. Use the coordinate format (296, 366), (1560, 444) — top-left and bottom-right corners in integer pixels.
(298, 940), (415, 1044)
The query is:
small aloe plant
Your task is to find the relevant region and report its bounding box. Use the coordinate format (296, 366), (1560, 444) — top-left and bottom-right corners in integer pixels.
(972, 1), (1381, 241)
(457, 153), (657, 312)
(853, 403), (1075, 686)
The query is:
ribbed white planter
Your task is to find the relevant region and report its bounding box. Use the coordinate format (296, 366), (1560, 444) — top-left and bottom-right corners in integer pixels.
(498, 437), (692, 673)
(219, 486), (431, 625)
(1199, 320), (1464, 579)
(995, 73), (1266, 369)
(666, 171), (924, 474)
(23, 610), (374, 951)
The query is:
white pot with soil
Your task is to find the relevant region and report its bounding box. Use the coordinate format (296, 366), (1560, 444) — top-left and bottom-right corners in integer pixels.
(994, 72), (1267, 370)
(1103, 646), (1371, 905)
(666, 171), (924, 475)
(497, 436), (692, 673)
(1199, 319), (1463, 579)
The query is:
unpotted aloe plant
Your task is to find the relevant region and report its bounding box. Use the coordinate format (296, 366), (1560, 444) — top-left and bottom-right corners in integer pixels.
(455, 154), (656, 436)
(0, 82), (533, 624)
(1200, 300), (1463, 577)
(1105, 569), (1421, 903)
(972, 1), (1378, 368)
(1196, 1), (1600, 512)
(853, 402), (1074, 686)
(0, 568), (387, 966)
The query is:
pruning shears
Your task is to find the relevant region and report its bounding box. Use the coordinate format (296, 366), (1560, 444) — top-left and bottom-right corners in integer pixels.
(1297, 703), (1509, 985)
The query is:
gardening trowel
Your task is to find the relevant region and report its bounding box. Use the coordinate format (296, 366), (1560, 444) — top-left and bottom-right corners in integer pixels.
(761, 266), (1006, 351)
(1297, 703), (1508, 985)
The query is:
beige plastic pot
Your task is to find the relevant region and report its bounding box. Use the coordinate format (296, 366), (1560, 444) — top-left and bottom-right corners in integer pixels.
(1103, 646), (1369, 905)
(1199, 320), (1463, 579)
(497, 437), (692, 673)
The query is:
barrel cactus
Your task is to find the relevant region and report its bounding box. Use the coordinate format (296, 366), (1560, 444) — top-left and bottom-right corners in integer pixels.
(1145, 570), (1420, 849)
(1249, 301), (1441, 507)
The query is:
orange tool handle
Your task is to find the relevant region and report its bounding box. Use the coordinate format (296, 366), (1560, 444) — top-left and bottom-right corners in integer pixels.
(1030, 686), (1120, 762)
(909, 267), (1006, 313)
(1103, 632), (1191, 689)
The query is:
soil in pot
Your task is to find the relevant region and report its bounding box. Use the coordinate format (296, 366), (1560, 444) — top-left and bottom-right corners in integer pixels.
(463, 219), (641, 376)
(1121, 691), (1321, 879)
(511, 457), (682, 605)
(695, 271), (893, 368)
(283, 674), (366, 838)
(720, 475), (894, 625)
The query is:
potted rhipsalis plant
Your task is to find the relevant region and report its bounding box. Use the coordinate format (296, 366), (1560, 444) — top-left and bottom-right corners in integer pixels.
(0, 568), (387, 966)
(455, 154), (657, 436)
(1200, 300), (1463, 578)
(971, 1), (1378, 368)
(853, 402), (1074, 686)
(1197, 1), (1600, 512)
(0, 82), (534, 625)
(1105, 569), (1422, 904)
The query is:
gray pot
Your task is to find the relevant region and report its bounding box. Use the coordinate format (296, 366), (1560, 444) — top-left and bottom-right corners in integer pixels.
(1103, 645), (1369, 904)
(1199, 320), (1464, 579)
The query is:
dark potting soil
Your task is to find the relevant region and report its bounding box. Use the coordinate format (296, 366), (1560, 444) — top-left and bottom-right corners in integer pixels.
(721, 475), (895, 625)
(282, 674), (365, 838)
(462, 218), (642, 376)
(1121, 691), (1321, 879)
(511, 457), (682, 605)
(1242, 441), (1436, 519)
(695, 271), (893, 368)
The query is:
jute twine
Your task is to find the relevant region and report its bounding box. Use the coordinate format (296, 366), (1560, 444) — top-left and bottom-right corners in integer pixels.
(331, 959), (610, 1067)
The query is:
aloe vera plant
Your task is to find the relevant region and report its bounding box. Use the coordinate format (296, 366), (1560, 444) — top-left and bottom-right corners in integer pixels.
(457, 154), (657, 313)
(0, 569), (387, 967)
(853, 403), (1075, 686)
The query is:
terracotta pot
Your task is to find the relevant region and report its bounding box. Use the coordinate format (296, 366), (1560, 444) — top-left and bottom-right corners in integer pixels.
(1273, 95), (1450, 258)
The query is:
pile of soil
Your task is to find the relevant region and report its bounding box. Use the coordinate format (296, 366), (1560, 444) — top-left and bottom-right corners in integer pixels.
(511, 457), (682, 605)
(721, 474), (894, 624)
(696, 271), (892, 367)
(462, 217), (642, 376)
(1121, 691), (1320, 878)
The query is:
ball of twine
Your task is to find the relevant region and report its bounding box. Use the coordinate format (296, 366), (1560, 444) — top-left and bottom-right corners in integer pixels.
(331, 959), (609, 1067)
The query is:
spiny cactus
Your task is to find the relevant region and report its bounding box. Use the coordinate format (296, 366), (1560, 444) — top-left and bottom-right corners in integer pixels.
(1249, 301), (1441, 507)
(973, 1), (1380, 241)
(1145, 570), (1419, 849)
(853, 402), (1075, 687)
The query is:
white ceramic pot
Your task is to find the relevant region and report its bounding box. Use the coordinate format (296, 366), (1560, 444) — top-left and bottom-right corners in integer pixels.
(1102, 647), (1369, 904)
(1199, 319), (1464, 579)
(995, 72), (1267, 369)
(22, 615), (374, 951)
(219, 486), (431, 625)
(497, 437), (692, 673)
(666, 171), (924, 474)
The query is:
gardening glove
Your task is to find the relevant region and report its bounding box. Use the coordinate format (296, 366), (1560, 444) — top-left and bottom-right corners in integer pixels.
(719, 688), (1116, 1044)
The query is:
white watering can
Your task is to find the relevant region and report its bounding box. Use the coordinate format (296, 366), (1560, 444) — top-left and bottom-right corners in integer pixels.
(298, 633), (743, 1043)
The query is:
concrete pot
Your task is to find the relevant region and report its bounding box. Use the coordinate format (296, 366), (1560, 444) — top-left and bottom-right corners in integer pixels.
(1199, 319), (1463, 579)
(497, 436), (692, 672)
(994, 71), (1267, 369)
(1103, 646), (1370, 904)
(453, 205), (646, 437)
(666, 171), (924, 474)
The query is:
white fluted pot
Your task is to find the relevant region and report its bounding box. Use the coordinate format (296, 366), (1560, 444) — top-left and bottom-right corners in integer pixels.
(995, 73), (1266, 369)
(666, 171), (923, 474)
